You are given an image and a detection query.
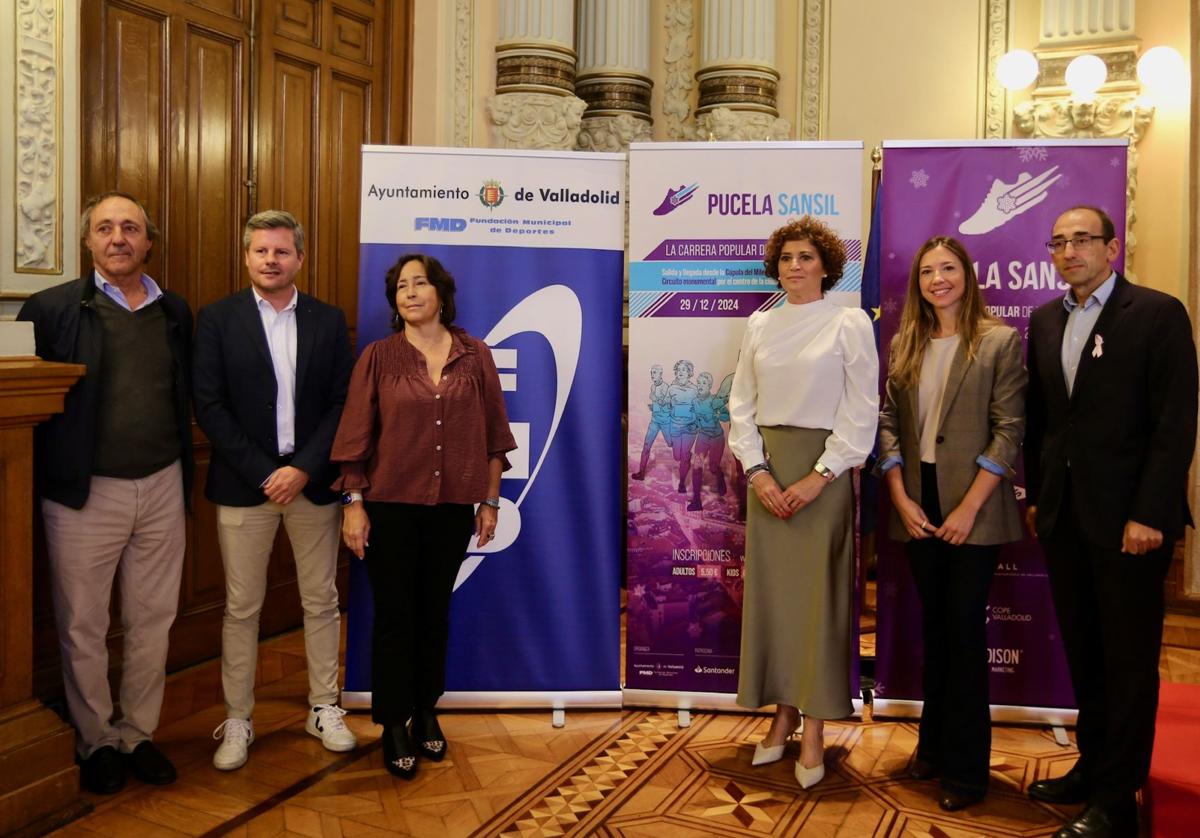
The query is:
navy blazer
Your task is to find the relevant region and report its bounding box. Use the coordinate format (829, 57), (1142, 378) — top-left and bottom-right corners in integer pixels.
(17, 275), (194, 510)
(1024, 274), (1198, 547)
(193, 288), (354, 507)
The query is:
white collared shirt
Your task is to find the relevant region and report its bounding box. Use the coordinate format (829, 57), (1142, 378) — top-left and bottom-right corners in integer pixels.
(93, 270), (164, 311)
(253, 286), (299, 455)
(1061, 271), (1116, 395)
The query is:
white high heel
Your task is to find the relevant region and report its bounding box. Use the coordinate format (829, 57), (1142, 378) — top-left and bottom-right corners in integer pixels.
(795, 757), (825, 789)
(752, 739), (787, 766)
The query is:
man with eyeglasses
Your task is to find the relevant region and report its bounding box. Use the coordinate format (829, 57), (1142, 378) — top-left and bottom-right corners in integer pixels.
(1023, 205), (1197, 838)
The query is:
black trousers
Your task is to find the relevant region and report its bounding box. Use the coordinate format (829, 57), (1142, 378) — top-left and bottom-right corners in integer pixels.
(906, 462), (1000, 795)
(1042, 478), (1172, 808)
(362, 501), (474, 726)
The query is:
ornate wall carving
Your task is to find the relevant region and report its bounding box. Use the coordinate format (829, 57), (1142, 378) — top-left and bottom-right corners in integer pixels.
(486, 92), (587, 149)
(453, 0), (471, 147)
(660, 0), (695, 141)
(982, 0), (1008, 138)
(687, 108), (790, 141)
(798, 0), (824, 140)
(15, 0), (61, 273)
(577, 113), (652, 152)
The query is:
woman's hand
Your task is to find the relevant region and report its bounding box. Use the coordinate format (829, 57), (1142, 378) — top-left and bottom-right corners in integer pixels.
(750, 472), (792, 519)
(935, 503), (979, 546)
(342, 503), (370, 559)
(894, 494), (932, 540)
(781, 472), (828, 515)
(475, 504), (498, 547)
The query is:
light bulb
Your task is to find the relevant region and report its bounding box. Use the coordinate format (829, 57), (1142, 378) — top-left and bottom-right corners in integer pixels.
(996, 50), (1039, 91)
(1065, 54), (1107, 99)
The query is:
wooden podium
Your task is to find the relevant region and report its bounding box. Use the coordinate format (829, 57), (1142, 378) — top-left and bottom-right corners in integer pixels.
(0, 359), (90, 835)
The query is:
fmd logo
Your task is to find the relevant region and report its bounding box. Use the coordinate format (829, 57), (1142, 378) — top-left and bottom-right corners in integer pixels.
(414, 217), (467, 232)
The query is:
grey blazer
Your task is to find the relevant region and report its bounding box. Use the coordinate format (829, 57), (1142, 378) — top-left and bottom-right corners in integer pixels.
(878, 323), (1027, 545)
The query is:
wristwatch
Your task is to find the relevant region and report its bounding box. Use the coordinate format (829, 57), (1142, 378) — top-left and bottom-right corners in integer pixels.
(340, 491), (363, 506)
(812, 462), (836, 482)
(481, 497), (501, 509)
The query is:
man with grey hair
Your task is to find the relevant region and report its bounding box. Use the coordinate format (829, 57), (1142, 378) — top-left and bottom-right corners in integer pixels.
(18, 190), (193, 794)
(193, 210), (356, 770)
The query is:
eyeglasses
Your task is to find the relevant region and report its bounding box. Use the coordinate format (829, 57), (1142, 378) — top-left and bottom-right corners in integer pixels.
(1045, 234), (1107, 253)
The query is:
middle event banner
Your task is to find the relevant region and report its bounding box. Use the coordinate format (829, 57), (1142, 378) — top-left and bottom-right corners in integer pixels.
(625, 141), (863, 702)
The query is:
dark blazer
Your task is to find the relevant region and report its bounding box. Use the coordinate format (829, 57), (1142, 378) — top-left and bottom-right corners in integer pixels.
(193, 288), (354, 507)
(17, 275), (194, 510)
(878, 324), (1027, 545)
(1025, 274), (1198, 547)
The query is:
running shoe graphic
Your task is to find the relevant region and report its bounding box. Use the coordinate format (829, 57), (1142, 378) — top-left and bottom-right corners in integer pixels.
(653, 183), (699, 215)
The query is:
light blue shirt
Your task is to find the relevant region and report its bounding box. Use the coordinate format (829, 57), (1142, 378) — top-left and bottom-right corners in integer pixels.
(1060, 271), (1116, 395)
(93, 270), (164, 311)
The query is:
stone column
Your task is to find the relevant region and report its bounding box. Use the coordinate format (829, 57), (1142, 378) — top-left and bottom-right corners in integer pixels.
(691, 0), (788, 140)
(486, 0), (586, 149)
(575, 0), (653, 152)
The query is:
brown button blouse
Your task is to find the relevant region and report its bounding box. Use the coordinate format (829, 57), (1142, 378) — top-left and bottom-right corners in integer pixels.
(330, 327), (516, 504)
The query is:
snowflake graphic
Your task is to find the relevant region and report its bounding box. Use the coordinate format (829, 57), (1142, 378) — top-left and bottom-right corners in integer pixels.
(1018, 146), (1049, 163)
(909, 168), (930, 189)
(887, 251), (896, 260)
(997, 193), (1018, 214)
(1110, 157), (1122, 167)
(883, 298), (900, 315)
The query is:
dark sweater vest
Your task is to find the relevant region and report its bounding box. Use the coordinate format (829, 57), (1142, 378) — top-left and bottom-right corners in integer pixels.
(91, 291), (182, 478)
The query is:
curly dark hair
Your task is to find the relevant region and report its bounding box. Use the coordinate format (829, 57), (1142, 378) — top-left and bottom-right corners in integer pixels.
(384, 253), (457, 330)
(762, 216), (846, 293)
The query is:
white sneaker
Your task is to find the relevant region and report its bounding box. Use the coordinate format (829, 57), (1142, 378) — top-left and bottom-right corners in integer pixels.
(212, 718), (254, 770)
(306, 704), (357, 752)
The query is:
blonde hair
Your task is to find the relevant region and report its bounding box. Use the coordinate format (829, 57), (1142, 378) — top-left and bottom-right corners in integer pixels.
(888, 236), (999, 389)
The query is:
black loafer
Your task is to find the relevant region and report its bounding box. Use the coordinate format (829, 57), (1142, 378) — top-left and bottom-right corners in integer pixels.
(382, 723), (418, 780)
(1052, 804), (1126, 838)
(939, 787), (985, 811)
(1029, 767), (1090, 804)
(413, 708), (447, 762)
(907, 757), (939, 780)
(80, 745), (125, 794)
(127, 741), (177, 785)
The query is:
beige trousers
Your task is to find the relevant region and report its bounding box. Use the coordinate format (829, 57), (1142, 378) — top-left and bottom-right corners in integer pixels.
(41, 460), (186, 758)
(216, 494), (341, 719)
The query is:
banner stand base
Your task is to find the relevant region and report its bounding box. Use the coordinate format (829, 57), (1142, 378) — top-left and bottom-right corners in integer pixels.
(872, 698), (1078, 728)
(341, 690), (623, 720)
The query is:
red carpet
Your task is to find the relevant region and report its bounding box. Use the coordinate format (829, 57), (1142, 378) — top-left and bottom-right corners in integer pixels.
(1146, 681), (1200, 838)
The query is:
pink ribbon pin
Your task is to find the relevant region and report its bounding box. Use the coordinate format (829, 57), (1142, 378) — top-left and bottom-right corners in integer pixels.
(1092, 334), (1104, 358)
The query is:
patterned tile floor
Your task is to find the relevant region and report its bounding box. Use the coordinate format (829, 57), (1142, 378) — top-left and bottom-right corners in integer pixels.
(46, 613), (1200, 837)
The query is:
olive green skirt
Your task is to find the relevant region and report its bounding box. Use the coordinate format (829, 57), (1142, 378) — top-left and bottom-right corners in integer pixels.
(736, 425), (855, 719)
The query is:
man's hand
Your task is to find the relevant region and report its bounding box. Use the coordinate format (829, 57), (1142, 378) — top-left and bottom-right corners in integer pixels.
(1121, 520), (1163, 555)
(936, 502), (980, 546)
(263, 465), (308, 505)
(1025, 505), (1038, 539)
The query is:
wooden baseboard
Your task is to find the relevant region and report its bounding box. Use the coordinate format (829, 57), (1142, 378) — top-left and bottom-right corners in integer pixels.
(0, 700), (83, 836)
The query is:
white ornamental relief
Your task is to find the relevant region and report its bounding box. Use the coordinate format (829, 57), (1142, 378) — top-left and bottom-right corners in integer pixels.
(487, 93), (587, 150)
(16, 0), (61, 272)
(688, 108), (790, 142)
(577, 114), (652, 153)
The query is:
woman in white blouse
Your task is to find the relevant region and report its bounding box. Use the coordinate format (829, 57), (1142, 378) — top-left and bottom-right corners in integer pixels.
(729, 216), (879, 790)
(877, 236), (1025, 811)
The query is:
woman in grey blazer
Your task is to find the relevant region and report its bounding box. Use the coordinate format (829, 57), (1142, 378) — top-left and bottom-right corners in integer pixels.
(877, 236), (1026, 811)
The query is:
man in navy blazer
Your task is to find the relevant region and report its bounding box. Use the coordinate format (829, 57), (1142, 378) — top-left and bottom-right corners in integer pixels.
(193, 210), (357, 771)
(1024, 205), (1197, 838)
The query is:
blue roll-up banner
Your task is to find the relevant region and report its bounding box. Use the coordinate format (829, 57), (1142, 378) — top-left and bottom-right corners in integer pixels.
(341, 146), (625, 709)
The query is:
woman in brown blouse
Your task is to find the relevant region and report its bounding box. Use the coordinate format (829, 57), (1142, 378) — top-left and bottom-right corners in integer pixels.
(331, 253), (516, 780)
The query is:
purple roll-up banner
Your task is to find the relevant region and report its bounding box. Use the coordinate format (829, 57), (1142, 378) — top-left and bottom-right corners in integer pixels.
(625, 141), (864, 710)
(873, 139), (1129, 722)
